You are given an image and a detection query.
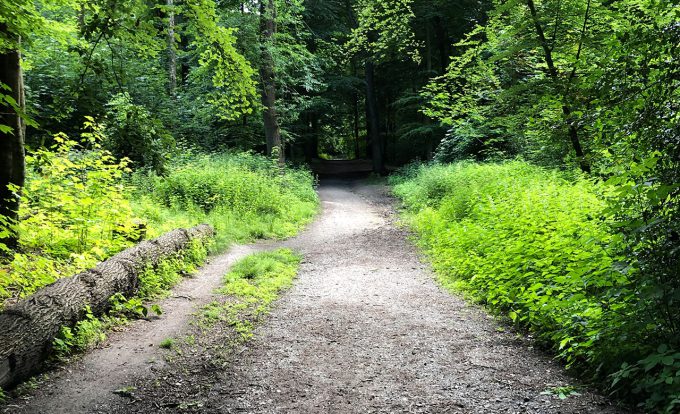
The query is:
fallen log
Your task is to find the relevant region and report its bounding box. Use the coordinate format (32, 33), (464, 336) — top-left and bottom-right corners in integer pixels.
(0, 224), (214, 389)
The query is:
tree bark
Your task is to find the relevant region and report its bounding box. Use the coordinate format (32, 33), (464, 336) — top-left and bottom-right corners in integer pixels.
(0, 224), (214, 389)
(167, 0), (177, 96)
(0, 32), (26, 250)
(259, 0), (284, 165)
(353, 91), (361, 159)
(526, 0), (590, 173)
(434, 16), (449, 73)
(365, 59), (383, 173)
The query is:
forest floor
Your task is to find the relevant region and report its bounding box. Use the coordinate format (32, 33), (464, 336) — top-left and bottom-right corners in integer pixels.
(5, 179), (628, 413)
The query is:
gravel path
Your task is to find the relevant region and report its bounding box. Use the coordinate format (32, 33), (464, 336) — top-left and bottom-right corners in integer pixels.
(7, 180), (626, 413)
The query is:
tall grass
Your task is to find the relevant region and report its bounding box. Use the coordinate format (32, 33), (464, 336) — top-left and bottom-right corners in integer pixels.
(131, 152), (319, 251)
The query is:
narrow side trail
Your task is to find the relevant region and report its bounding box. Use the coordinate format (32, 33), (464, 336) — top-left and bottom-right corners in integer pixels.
(10, 180), (624, 413)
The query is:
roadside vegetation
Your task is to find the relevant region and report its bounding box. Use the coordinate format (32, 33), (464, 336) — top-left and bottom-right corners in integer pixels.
(128, 249), (301, 407)
(198, 248), (301, 338)
(392, 161), (679, 412)
(0, 136), (317, 310)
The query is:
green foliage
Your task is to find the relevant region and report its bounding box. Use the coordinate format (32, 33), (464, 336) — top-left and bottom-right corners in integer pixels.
(184, 0), (258, 121)
(0, 121), (139, 308)
(131, 152), (319, 251)
(199, 248), (301, 339)
(347, 0), (422, 63)
(52, 305), (107, 358)
(138, 239), (209, 300)
(159, 338), (175, 349)
(391, 161), (680, 410)
(0, 0), (43, 52)
(104, 93), (175, 174)
(541, 386), (581, 400)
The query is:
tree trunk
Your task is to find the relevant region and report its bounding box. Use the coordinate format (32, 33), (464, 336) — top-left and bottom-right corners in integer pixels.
(166, 0), (177, 96)
(434, 16), (449, 73)
(0, 225), (214, 389)
(426, 22), (433, 73)
(0, 33), (26, 250)
(353, 91), (360, 159)
(259, 0), (284, 165)
(351, 59), (361, 159)
(303, 112), (319, 162)
(526, 0), (590, 173)
(365, 59), (382, 173)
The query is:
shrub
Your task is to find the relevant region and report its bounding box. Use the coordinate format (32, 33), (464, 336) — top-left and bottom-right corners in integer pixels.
(131, 152), (318, 250)
(104, 93), (175, 174)
(0, 120), (139, 308)
(391, 161), (678, 410)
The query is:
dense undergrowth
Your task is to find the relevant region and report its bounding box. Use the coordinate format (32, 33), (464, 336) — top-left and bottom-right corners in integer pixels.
(131, 151), (318, 251)
(392, 161), (679, 412)
(0, 126), (318, 311)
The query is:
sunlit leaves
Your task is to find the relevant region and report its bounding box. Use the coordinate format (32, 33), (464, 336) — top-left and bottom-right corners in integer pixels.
(346, 0), (422, 63)
(184, 0), (257, 121)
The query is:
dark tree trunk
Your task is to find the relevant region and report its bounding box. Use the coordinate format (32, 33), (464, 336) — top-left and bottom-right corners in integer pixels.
(365, 59), (382, 173)
(259, 0), (284, 165)
(434, 16), (449, 73)
(351, 59), (361, 159)
(526, 0), (590, 173)
(166, 0), (177, 96)
(78, 4), (86, 35)
(353, 91), (361, 159)
(303, 112), (319, 162)
(0, 33), (26, 250)
(0, 225), (214, 389)
(426, 23), (433, 74)
(177, 13), (189, 86)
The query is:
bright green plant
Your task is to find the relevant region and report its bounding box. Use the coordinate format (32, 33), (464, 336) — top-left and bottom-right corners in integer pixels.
(52, 305), (107, 358)
(131, 152), (319, 251)
(1, 120), (140, 309)
(391, 161), (658, 405)
(198, 249), (301, 340)
(159, 338), (175, 349)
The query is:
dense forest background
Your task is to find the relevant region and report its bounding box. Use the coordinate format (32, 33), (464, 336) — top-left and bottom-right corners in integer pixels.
(1, 0), (679, 411)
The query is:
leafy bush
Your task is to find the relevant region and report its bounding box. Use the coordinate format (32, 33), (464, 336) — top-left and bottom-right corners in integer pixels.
(131, 152), (318, 250)
(104, 93), (175, 174)
(0, 121), (140, 308)
(391, 161), (680, 411)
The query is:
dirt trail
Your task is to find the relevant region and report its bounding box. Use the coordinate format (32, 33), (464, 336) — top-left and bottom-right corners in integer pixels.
(8, 180), (625, 413)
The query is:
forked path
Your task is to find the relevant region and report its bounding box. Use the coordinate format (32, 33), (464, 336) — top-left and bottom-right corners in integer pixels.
(11, 180), (624, 413)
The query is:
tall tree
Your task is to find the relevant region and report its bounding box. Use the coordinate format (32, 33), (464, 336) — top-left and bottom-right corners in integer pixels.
(0, 32), (26, 250)
(525, 0), (591, 173)
(0, 9), (34, 250)
(167, 0), (177, 96)
(259, 0), (284, 164)
(347, 0), (420, 172)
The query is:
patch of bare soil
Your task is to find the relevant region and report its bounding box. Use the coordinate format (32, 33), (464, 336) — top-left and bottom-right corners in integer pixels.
(7, 180), (629, 413)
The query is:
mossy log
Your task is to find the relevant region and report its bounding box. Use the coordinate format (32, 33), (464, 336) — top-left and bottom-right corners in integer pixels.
(0, 224), (214, 389)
